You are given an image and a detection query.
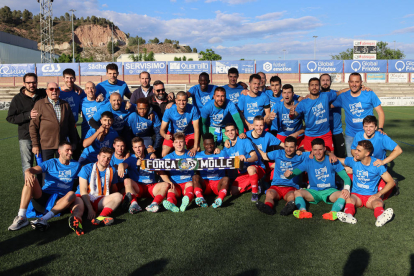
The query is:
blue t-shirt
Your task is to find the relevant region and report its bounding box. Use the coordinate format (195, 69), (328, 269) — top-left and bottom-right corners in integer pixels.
(322, 90), (343, 135)
(96, 80), (131, 100)
(297, 157), (344, 191)
(92, 101), (135, 131)
(345, 157), (387, 196)
(194, 151), (226, 181)
(162, 104), (200, 135)
(332, 90), (381, 137)
(267, 150), (309, 189)
(295, 92), (337, 137)
(221, 137), (264, 173)
(59, 89), (86, 123)
(246, 130), (281, 152)
(76, 163), (119, 194)
(351, 131), (398, 161)
(238, 92), (270, 124)
(127, 111), (161, 137)
(163, 150), (195, 184)
(222, 84), (244, 104)
(274, 100), (304, 136)
(80, 98), (107, 140)
(201, 99), (239, 128)
(80, 128), (119, 163)
(188, 84), (217, 112)
(124, 154), (157, 184)
(40, 159), (81, 196)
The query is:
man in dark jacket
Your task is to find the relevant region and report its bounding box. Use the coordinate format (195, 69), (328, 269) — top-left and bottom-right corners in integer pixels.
(148, 80), (175, 119)
(130, 71), (153, 104)
(7, 73), (46, 176)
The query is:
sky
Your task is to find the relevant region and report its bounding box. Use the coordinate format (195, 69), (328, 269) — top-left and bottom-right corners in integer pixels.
(3, 0), (414, 60)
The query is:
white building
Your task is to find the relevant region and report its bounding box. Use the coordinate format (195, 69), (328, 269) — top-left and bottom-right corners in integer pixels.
(117, 52), (202, 62)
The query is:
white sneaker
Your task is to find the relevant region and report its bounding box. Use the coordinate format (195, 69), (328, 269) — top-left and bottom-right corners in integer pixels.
(8, 216), (29, 231)
(30, 218), (50, 231)
(375, 208), (394, 227)
(337, 212), (357, 225)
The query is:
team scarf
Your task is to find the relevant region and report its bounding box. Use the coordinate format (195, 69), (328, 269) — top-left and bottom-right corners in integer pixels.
(88, 162), (113, 201)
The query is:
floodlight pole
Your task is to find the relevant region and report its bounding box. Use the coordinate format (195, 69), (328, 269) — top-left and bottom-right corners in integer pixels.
(69, 9), (76, 63)
(313, 36), (318, 59)
(112, 23), (114, 62)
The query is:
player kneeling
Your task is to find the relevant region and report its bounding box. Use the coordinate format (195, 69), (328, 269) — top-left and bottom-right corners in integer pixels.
(192, 133), (230, 208)
(336, 140), (395, 227)
(118, 137), (170, 214)
(78, 147), (122, 228)
(284, 138), (351, 220)
(8, 142), (82, 234)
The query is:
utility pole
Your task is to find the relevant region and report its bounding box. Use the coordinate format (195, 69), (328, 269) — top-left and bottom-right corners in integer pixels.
(112, 23), (114, 62)
(38, 0), (55, 63)
(313, 36), (318, 59)
(283, 49), (286, 60)
(69, 9), (76, 63)
(138, 36), (140, 61)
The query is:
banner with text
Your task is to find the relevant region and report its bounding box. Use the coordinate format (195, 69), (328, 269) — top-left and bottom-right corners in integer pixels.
(212, 61), (255, 74)
(80, 62), (122, 76)
(256, 60), (299, 74)
(124, 61), (167, 75)
(142, 157), (241, 171)
(36, 63), (79, 77)
(344, 60), (387, 73)
(300, 60), (343, 73)
(388, 60), (414, 73)
(0, 64), (35, 77)
(168, 61), (210, 74)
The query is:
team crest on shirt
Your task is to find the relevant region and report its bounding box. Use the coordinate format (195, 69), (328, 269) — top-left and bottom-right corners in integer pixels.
(86, 106), (98, 117)
(230, 151), (239, 157)
(356, 170), (369, 184)
(315, 167), (329, 182)
(312, 103), (325, 118)
(137, 122), (148, 130)
(229, 93), (240, 102)
(212, 113), (224, 122)
(349, 102), (364, 117)
(58, 170), (72, 183)
(282, 114), (293, 126)
(176, 118), (188, 130)
(113, 115), (124, 128)
(100, 140), (110, 148)
(280, 161), (292, 171)
(66, 96), (75, 108)
(201, 96), (210, 105)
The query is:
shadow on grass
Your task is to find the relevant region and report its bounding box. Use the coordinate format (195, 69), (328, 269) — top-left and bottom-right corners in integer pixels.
(129, 258), (168, 276)
(409, 254), (414, 276)
(343, 248), (370, 276)
(235, 269), (259, 276)
(0, 254), (59, 275)
(388, 161), (405, 182)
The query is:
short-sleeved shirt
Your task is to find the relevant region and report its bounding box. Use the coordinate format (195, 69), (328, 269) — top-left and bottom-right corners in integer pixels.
(201, 99), (239, 128)
(238, 92), (270, 124)
(195, 151), (226, 181)
(162, 104), (200, 135)
(297, 157), (344, 191)
(188, 84), (217, 112)
(345, 157), (387, 196)
(322, 90), (343, 135)
(96, 80), (131, 100)
(267, 150), (309, 189)
(163, 150), (195, 184)
(80, 128), (119, 163)
(332, 90), (381, 137)
(295, 92), (337, 137)
(40, 158), (82, 196)
(221, 137), (264, 173)
(274, 100), (304, 136)
(124, 154), (157, 184)
(223, 84), (244, 104)
(80, 98), (107, 139)
(127, 111), (161, 137)
(59, 89), (86, 123)
(92, 101), (135, 131)
(76, 163), (119, 194)
(246, 130), (281, 152)
(351, 131), (398, 161)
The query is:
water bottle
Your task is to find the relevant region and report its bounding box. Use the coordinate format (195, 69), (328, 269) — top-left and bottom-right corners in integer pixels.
(36, 153), (43, 166)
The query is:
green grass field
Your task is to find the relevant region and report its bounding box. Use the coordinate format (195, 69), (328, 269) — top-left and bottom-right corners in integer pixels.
(0, 107), (414, 275)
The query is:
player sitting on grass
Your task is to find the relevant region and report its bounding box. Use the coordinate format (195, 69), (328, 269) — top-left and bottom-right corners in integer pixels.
(336, 140), (395, 227)
(192, 133), (230, 209)
(255, 136), (306, 216)
(8, 142), (82, 233)
(78, 147), (122, 228)
(159, 132), (195, 212)
(118, 137), (170, 214)
(283, 138), (351, 220)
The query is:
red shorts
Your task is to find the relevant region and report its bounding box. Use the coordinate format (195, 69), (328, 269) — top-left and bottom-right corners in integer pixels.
(172, 182), (190, 197)
(162, 131), (195, 149)
(299, 131), (334, 152)
(136, 183), (157, 199)
(277, 134), (304, 145)
(352, 193), (371, 208)
(348, 174), (393, 200)
(76, 194), (103, 212)
(202, 179), (220, 196)
(265, 162), (274, 182)
(232, 166), (265, 193)
(268, 186), (297, 200)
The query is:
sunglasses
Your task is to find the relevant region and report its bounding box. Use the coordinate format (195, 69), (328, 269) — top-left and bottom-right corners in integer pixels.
(155, 89), (166, 92)
(25, 82), (37, 85)
(48, 88), (59, 91)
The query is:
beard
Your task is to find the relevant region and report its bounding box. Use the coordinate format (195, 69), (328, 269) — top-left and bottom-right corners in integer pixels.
(156, 93), (166, 100)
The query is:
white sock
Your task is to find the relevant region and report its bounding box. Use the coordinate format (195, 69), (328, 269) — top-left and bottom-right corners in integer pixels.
(130, 201), (138, 206)
(18, 209), (27, 218)
(41, 211), (55, 221)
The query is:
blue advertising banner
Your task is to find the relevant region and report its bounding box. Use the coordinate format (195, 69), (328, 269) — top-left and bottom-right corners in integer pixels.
(344, 60), (387, 73)
(36, 63), (79, 77)
(168, 61), (210, 74)
(0, 64), (35, 77)
(124, 61), (167, 75)
(212, 61), (255, 74)
(256, 60), (299, 73)
(80, 62), (122, 76)
(300, 60), (343, 73)
(388, 60), (414, 73)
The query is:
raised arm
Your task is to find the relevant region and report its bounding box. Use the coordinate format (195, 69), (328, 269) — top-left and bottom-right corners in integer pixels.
(374, 145), (403, 167)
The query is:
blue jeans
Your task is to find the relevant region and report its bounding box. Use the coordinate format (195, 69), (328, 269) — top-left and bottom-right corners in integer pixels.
(19, 139), (34, 176)
(344, 134), (354, 157)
